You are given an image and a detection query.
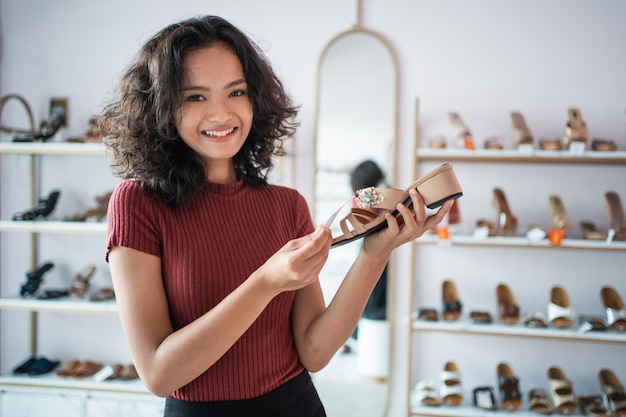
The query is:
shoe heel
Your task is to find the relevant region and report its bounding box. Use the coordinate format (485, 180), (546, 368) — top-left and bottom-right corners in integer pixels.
(511, 112), (533, 148)
(413, 164), (463, 209)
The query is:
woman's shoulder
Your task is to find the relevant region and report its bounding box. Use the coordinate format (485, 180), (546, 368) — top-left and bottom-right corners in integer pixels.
(111, 180), (160, 208)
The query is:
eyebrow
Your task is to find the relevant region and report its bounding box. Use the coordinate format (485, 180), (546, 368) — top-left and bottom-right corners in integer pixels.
(182, 78), (246, 92)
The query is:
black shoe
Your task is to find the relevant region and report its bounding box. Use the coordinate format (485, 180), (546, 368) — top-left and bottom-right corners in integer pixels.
(13, 356), (38, 374)
(12, 190), (61, 221)
(28, 357), (61, 375)
(20, 262), (54, 298)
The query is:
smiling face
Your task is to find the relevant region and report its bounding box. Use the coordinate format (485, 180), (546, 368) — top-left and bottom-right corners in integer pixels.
(176, 44), (253, 183)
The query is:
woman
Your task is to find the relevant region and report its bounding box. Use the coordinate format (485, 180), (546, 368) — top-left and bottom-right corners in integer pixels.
(99, 15), (451, 417)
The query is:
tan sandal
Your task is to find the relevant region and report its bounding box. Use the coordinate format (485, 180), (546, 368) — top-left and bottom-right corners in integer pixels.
(564, 107), (588, 149)
(580, 395), (611, 417)
(580, 221), (607, 240)
(413, 380), (440, 407)
(549, 286), (574, 328)
(493, 188), (518, 236)
(496, 283), (520, 325)
(56, 359), (80, 377)
(440, 361), (463, 406)
(549, 195), (571, 237)
(331, 163), (463, 247)
(601, 286), (626, 332)
(511, 112), (533, 148)
(528, 388), (554, 415)
(69, 265), (96, 298)
(442, 280), (462, 321)
(605, 191), (626, 241)
(539, 137), (564, 151)
(548, 366), (578, 414)
(599, 368), (626, 417)
(72, 360), (102, 378)
(497, 362), (522, 411)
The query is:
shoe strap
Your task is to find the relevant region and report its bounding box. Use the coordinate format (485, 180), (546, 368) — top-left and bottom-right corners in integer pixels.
(548, 302), (573, 321)
(607, 308), (626, 326)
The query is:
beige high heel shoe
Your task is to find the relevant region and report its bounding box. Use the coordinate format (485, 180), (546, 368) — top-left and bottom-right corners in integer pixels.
(606, 191), (626, 241)
(331, 163), (463, 247)
(493, 188), (518, 236)
(449, 112), (474, 148)
(549, 195), (570, 237)
(511, 112), (533, 148)
(564, 107), (588, 149)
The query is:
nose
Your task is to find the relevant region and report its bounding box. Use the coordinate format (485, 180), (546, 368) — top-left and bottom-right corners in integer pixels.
(205, 95), (230, 122)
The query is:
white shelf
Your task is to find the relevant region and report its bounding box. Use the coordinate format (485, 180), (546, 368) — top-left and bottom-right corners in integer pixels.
(415, 234), (626, 251)
(0, 297), (118, 314)
(410, 404), (584, 417)
(416, 147), (626, 164)
(0, 220), (106, 234)
(0, 142), (106, 156)
(412, 319), (626, 344)
(0, 374), (149, 395)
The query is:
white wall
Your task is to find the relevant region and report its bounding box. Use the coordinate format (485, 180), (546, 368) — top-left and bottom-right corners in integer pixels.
(2, 1), (626, 416)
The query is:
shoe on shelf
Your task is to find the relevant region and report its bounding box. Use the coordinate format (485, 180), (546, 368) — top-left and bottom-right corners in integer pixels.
(68, 265), (97, 298)
(539, 137), (564, 151)
(591, 138), (617, 152)
(442, 280), (462, 321)
(528, 388), (554, 415)
(12, 356), (60, 376)
(473, 386), (498, 410)
(449, 112), (474, 149)
(330, 163), (463, 248)
(598, 368), (626, 417)
(412, 380), (440, 407)
(548, 366), (578, 415)
(605, 191), (626, 241)
(414, 308), (438, 322)
(483, 136), (504, 150)
(20, 262), (54, 298)
(64, 191), (113, 222)
(469, 310), (492, 324)
(579, 395), (611, 417)
(440, 361), (463, 406)
(564, 107), (588, 149)
(523, 311), (549, 328)
(549, 195), (571, 237)
(511, 112), (534, 148)
(548, 285), (574, 328)
(493, 188), (518, 236)
(600, 286), (626, 332)
(580, 221), (607, 241)
(497, 362), (522, 411)
(12, 189), (61, 221)
(496, 283), (520, 325)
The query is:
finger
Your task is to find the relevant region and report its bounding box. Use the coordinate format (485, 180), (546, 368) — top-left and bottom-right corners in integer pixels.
(425, 200), (454, 228)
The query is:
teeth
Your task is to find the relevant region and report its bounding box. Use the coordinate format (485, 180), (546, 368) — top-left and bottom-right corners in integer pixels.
(203, 127), (235, 137)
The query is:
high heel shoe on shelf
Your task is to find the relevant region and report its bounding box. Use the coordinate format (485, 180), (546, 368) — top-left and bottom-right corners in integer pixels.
(330, 163), (463, 248)
(440, 361), (463, 406)
(12, 189), (61, 221)
(600, 286), (626, 332)
(496, 283), (520, 325)
(20, 262), (54, 298)
(442, 280), (462, 321)
(68, 265), (96, 298)
(511, 111), (534, 149)
(549, 195), (570, 237)
(605, 191), (626, 241)
(497, 362), (522, 411)
(598, 368), (626, 417)
(548, 366), (578, 415)
(64, 191), (112, 222)
(449, 112), (475, 149)
(493, 188), (518, 236)
(564, 107), (588, 150)
(549, 285), (574, 328)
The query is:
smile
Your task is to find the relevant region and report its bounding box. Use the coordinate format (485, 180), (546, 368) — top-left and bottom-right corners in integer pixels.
(202, 127), (236, 137)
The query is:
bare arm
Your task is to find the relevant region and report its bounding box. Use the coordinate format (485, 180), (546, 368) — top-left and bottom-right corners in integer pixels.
(109, 225), (332, 397)
(292, 190), (453, 371)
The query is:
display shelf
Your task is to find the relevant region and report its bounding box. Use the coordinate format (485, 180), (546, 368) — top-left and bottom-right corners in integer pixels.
(412, 319), (626, 344)
(409, 404), (583, 417)
(416, 148), (626, 164)
(414, 234), (626, 252)
(0, 374), (148, 395)
(0, 142), (106, 156)
(0, 297), (117, 314)
(0, 220), (106, 234)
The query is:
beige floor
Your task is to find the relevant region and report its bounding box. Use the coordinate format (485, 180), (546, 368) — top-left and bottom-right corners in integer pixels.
(313, 343), (388, 417)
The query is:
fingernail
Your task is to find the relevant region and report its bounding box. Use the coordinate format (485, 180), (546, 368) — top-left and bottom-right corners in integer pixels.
(409, 189), (418, 195)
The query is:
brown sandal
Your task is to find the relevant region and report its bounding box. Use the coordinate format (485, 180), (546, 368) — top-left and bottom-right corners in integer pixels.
(69, 265), (96, 298)
(528, 388), (554, 415)
(599, 369), (626, 417)
(496, 283), (520, 325)
(605, 191), (626, 241)
(601, 286), (626, 331)
(549, 195), (571, 237)
(511, 112), (533, 148)
(497, 362), (522, 411)
(564, 107), (588, 149)
(442, 280), (462, 321)
(493, 188), (518, 236)
(548, 366), (578, 415)
(549, 286), (574, 329)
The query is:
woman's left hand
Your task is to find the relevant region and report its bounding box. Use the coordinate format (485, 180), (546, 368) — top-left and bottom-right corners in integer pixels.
(363, 189), (453, 255)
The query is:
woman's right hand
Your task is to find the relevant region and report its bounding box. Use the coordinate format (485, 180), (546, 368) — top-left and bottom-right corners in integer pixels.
(258, 225), (331, 294)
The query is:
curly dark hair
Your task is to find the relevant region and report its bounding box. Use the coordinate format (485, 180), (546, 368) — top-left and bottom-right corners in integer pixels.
(99, 15), (299, 208)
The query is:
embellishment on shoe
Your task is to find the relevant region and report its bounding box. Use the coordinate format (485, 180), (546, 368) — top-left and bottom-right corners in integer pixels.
(353, 187), (385, 209)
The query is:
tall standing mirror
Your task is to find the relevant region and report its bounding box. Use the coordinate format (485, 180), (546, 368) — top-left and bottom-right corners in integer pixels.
(312, 20), (399, 417)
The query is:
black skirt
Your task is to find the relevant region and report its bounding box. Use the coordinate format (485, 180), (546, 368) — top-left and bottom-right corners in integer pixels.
(164, 370), (326, 417)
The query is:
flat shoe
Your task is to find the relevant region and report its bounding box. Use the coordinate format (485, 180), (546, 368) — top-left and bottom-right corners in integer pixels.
(579, 395), (611, 417)
(580, 221), (607, 240)
(473, 386), (497, 410)
(56, 359), (80, 377)
(548, 366), (578, 415)
(493, 188), (517, 236)
(549, 285), (574, 329)
(600, 286), (626, 331)
(440, 361), (463, 406)
(496, 283), (520, 325)
(497, 362), (522, 411)
(26, 357), (61, 375)
(529, 388), (554, 415)
(331, 163), (462, 248)
(413, 380), (440, 407)
(442, 280), (462, 321)
(599, 369), (626, 417)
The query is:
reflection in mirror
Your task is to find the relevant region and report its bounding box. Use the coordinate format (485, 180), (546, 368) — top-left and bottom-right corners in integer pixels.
(312, 28), (398, 417)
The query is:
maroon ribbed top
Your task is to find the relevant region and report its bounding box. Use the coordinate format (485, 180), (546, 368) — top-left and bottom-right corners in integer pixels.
(106, 180), (313, 401)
